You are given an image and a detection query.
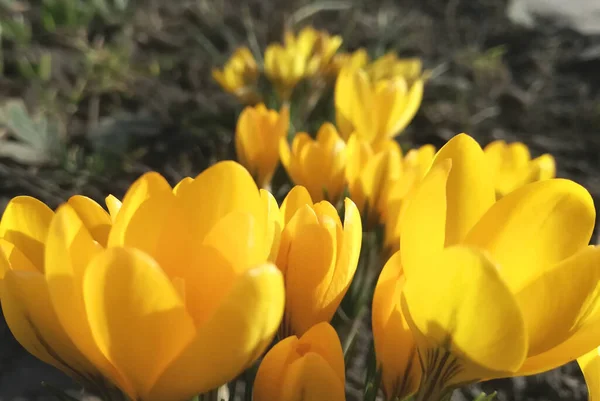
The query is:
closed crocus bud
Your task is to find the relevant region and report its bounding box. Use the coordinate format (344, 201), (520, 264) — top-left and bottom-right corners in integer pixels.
(398, 133), (600, 401)
(275, 186), (362, 337)
(345, 135), (402, 228)
(335, 65), (423, 145)
(372, 252), (421, 400)
(212, 46), (260, 104)
(483, 140), (556, 198)
(0, 161), (285, 401)
(280, 123), (348, 203)
(235, 103), (290, 189)
(254, 322), (346, 401)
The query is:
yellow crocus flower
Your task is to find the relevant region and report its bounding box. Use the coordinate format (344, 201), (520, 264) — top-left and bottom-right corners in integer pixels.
(366, 52), (423, 83)
(579, 347), (600, 401)
(484, 139), (556, 198)
(395, 133), (599, 400)
(335, 65), (424, 146)
(235, 103), (290, 189)
(280, 123), (347, 203)
(382, 144), (436, 252)
(253, 322), (346, 401)
(275, 186), (362, 337)
(212, 46), (260, 104)
(0, 161), (285, 401)
(345, 135), (402, 228)
(372, 251), (421, 400)
(326, 48), (369, 79)
(264, 26), (342, 100)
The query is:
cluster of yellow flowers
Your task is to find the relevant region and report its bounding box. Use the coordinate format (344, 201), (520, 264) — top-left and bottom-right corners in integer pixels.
(1, 25), (598, 401)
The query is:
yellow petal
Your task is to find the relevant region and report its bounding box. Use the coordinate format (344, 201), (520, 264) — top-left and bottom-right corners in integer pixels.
(386, 79), (424, 139)
(45, 205), (133, 396)
(400, 159), (451, 278)
(3, 269), (97, 380)
(298, 322), (345, 385)
(531, 154), (556, 181)
(431, 133), (496, 245)
(83, 247), (196, 399)
(578, 347), (600, 401)
(514, 246), (600, 358)
(178, 161), (263, 243)
(281, 185), (313, 225)
(0, 238), (38, 274)
(280, 352), (346, 401)
(261, 189), (283, 263)
(147, 264), (284, 401)
(254, 336), (300, 401)
(0, 196), (54, 272)
(105, 194), (122, 221)
(320, 198), (362, 313)
(464, 179), (595, 293)
(335, 67), (357, 140)
(283, 206), (337, 336)
(108, 172), (172, 247)
(172, 177), (194, 196)
(203, 212), (267, 271)
(67, 195), (111, 247)
(372, 251), (420, 399)
(402, 246), (527, 385)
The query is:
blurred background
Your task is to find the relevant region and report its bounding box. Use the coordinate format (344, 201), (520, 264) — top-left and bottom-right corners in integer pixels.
(0, 0), (599, 400)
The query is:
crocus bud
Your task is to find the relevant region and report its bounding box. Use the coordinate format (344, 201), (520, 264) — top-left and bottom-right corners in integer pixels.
(280, 123), (347, 204)
(253, 322), (346, 401)
(275, 186), (361, 337)
(235, 103), (290, 189)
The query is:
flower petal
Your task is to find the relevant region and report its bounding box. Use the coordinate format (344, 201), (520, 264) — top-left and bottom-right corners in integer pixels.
(178, 161), (263, 243)
(67, 195), (112, 247)
(0, 196), (54, 272)
(253, 336), (299, 401)
(464, 179), (595, 293)
(372, 251), (420, 399)
(578, 347), (600, 401)
(84, 247), (196, 399)
(0, 238), (38, 274)
(280, 352), (346, 401)
(431, 133), (495, 246)
(45, 205), (133, 396)
(105, 195), (122, 221)
(513, 246), (600, 357)
(2, 269), (96, 380)
(402, 246), (527, 385)
(261, 189), (283, 263)
(298, 322), (345, 385)
(281, 185), (313, 225)
(400, 160), (451, 278)
(108, 172), (172, 247)
(147, 264), (285, 401)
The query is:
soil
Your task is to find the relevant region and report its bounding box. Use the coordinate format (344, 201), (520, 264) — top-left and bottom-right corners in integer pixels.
(1, 0), (599, 400)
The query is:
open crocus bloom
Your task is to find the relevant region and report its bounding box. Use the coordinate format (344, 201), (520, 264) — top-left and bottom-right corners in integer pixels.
(396, 133), (599, 400)
(212, 46), (260, 104)
(335, 64), (424, 146)
(253, 322), (346, 401)
(0, 161), (285, 401)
